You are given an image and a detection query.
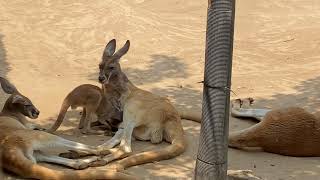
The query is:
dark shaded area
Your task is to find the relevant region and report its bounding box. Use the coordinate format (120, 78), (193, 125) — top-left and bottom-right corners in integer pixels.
(0, 34), (11, 107)
(150, 84), (202, 110)
(0, 35), (14, 179)
(88, 54), (203, 110)
(251, 76), (320, 113)
(88, 54), (189, 83)
(124, 54), (189, 84)
(0, 35), (8, 76)
(126, 54), (202, 111)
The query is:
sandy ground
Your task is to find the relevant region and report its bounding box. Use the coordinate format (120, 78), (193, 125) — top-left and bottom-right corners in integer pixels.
(0, 0), (320, 179)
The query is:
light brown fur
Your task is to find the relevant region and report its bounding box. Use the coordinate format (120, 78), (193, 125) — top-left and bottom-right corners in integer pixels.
(46, 84), (122, 135)
(47, 83), (201, 136)
(229, 98), (320, 156)
(81, 39), (189, 170)
(0, 77), (136, 180)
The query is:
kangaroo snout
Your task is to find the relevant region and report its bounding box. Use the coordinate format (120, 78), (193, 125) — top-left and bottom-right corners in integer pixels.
(32, 109), (40, 116)
(98, 76), (105, 83)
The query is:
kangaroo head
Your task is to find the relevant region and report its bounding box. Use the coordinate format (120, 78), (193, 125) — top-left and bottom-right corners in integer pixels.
(98, 39), (130, 86)
(232, 97), (254, 109)
(0, 77), (40, 119)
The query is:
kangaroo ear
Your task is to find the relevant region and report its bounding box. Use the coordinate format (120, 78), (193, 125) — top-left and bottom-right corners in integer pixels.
(103, 39), (116, 58)
(12, 94), (27, 105)
(113, 40), (130, 60)
(0, 77), (17, 94)
(248, 97), (254, 105)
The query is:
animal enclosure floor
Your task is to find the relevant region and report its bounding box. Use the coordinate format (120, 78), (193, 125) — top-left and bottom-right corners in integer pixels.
(1, 0), (320, 179)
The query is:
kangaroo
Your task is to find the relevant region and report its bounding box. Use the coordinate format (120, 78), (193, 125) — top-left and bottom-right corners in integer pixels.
(0, 77), (136, 180)
(229, 97), (320, 156)
(46, 83), (123, 135)
(46, 83), (200, 135)
(63, 39), (194, 171)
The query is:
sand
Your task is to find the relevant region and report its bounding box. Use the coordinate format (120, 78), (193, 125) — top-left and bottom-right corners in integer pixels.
(0, 0), (320, 179)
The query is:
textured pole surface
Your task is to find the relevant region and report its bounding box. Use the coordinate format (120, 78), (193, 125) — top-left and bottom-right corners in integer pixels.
(195, 0), (235, 179)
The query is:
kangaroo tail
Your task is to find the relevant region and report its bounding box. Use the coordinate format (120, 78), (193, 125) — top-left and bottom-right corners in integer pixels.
(117, 137), (186, 170)
(46, 98), (71, 132)
(2, 148), (137, 180)
(178, 108), (201, 123)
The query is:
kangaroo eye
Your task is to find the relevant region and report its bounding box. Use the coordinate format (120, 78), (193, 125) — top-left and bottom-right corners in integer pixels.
(109, 66), (115, 70)
(99, 64), (104, 70)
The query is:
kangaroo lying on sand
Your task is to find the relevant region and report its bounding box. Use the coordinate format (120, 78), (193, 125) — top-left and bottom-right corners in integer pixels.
(229, 97), (320, 156)
(63, 39), (195, 170)
(47, 84), (123, 135)
(0, 77), (136, 180)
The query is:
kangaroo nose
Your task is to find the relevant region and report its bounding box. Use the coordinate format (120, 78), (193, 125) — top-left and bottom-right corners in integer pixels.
(33, 109), (40, 115)
(99, 76), (105, 83)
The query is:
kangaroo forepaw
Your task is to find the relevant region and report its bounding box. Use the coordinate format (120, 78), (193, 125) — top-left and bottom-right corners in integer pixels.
(59, 150), (91, 159)
(114, 163), (125, 172)
(59, 151), (81, 159)
(97, 146), (111, 156)
(88, 158), (108, 167)
(71, 156), (99, 170)
(72, 161), (89, 170)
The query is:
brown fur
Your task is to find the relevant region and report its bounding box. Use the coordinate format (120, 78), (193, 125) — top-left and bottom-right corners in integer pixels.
(46, 84), (122, 135)
(47, 83), (201, 136)
(0, 77), (137, 180)
(82, 39), (188, 170)
(229, 98), (320, 156)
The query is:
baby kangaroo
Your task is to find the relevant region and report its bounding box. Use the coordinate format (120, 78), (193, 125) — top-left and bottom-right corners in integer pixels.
(0, 77), (136, 180)
(47, 84), (122, 135)
(229, 98), (320, 156)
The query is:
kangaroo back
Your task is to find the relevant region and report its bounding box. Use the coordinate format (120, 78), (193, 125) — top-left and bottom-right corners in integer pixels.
(229, 107), (320, 156)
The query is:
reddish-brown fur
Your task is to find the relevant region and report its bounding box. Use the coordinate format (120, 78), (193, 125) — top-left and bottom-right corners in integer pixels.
(229, 99), (320, 156)
(47, 84), (122, 135)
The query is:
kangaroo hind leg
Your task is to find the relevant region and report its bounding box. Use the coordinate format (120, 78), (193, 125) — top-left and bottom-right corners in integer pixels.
(34, 150), (98, 170)
(80, 106), (104, 135)
(33, 133), (105, 156)
(228, 124), (263, 150)
(79, 107), (86, 129)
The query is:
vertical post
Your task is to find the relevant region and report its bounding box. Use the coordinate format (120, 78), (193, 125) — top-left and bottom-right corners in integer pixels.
(195, 0), (235, 180)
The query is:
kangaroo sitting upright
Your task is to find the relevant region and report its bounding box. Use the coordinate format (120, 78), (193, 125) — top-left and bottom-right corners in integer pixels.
(229, 97), (320, 156)
(0, 77), (135, 180)
(75, 39), (192, 170)
(46, 83), (123, 135)
(47, 82), (200, 136)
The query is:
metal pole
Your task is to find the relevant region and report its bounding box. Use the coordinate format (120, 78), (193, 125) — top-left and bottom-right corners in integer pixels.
(195, 0), (235, 179)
